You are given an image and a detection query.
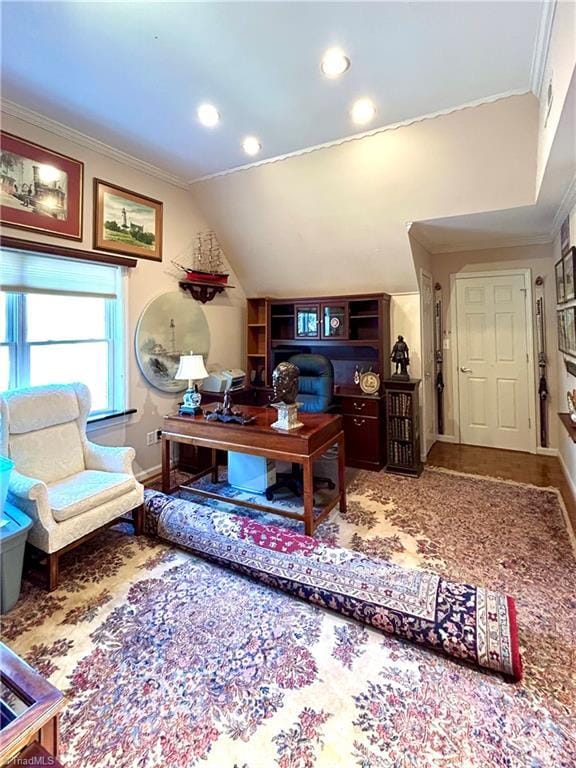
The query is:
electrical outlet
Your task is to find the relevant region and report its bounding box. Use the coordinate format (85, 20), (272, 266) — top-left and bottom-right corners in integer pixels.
(146, 431), (154, 447)
(155, 429), (162, 443)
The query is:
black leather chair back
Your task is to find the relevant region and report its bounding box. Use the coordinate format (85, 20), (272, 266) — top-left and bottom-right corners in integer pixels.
(288, 354), (334, 413)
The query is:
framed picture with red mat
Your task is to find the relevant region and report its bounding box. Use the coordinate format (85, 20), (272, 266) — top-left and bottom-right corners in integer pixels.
(0, 131), (84, 240)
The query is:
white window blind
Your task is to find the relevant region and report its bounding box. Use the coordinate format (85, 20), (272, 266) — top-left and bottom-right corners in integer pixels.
(1, 248), (119, 298)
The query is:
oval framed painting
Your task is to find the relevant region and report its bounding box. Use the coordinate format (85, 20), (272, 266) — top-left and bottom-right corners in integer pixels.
(135, 291), (210, 392)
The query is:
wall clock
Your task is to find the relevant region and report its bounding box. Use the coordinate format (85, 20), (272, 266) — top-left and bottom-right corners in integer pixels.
(359, 371), (380, 395)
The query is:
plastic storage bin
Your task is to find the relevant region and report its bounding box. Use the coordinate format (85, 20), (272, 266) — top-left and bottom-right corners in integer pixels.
(1, 502), (32, 613)
(0, 456), (14, 512)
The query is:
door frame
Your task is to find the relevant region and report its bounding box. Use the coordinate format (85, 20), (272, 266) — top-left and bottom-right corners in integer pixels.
(450, 268), (537, 454)
(420, 268), (435, 459)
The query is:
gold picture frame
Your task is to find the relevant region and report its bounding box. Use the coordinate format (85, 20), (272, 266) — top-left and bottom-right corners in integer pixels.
(93, 179), (163, 261)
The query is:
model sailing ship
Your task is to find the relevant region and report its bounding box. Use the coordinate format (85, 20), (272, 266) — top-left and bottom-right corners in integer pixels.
(173, 231), (229, 285)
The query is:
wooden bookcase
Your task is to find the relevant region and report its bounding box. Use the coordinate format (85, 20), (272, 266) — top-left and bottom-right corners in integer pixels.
(245, 293), (391, 470)
(246, 298), (269, 388)
(383, 378), (423, 476)
(265, 293), (391, 387)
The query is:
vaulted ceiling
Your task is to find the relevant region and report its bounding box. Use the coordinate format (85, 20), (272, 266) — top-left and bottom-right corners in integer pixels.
(1, 1), (542, 181)
(3, 1), (573, 297)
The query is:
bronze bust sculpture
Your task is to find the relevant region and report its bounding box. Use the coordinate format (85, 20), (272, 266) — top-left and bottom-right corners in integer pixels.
(391, 335), (410, 378)
(272, 362), (300, 404)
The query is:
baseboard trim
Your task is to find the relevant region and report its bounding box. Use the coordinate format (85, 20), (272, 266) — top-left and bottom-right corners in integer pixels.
(136, 463), (162, 483)
(434, 434), (459, 444)
(557, 450), (576, 541)
(536, 447), (559, 457)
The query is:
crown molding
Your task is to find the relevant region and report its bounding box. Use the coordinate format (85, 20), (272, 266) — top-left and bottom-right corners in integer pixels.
(409, 223), (553, 255)
(551, 174), (576, 236)
(189, 89), (530, 184)
(427, 233), (553, 255)
(529, 0), (557, 97)
(0, 99), (191, 190)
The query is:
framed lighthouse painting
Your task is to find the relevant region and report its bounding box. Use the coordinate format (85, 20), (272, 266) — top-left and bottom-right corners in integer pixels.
(93, 178), (163, 261)
(0, 131), (83, 240)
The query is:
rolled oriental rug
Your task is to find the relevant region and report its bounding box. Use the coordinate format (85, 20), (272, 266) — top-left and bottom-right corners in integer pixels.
(143, 490), (522, 681)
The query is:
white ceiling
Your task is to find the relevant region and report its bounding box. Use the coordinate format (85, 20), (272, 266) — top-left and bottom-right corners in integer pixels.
(1, 1), (543, 181)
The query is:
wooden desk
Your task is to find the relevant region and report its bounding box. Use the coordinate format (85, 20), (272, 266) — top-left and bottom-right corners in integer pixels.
(162, 405), (346, 536)
(0, 643), (64, 766)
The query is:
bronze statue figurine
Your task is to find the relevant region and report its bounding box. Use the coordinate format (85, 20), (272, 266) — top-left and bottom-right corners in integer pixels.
(272, 361), (300, 404)
(391, 335), (410, 379)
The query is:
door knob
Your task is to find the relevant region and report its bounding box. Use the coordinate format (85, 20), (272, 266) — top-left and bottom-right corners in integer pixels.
(460, 367), (472, 373)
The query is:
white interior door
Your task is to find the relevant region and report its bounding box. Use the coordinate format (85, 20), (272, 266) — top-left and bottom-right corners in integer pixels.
(455, 273), (533, 451)
(420, 271), (435, 455)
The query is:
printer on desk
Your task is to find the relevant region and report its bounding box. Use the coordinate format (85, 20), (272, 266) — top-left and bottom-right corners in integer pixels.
(202, 368), (246, 393)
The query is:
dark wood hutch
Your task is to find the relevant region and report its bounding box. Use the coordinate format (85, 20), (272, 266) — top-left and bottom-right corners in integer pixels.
(245, 293), (391, 470)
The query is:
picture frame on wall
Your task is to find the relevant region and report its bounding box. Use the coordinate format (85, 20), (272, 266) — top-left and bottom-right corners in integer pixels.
(560, 215), (571, 256)
(565, 307), (576, 357)
(555, 259), (565, 304)
(0, 131), (83, 240)
(563, 246), (576, 303)
(93, 179), (163, 261)
(558, 310), (567, 352)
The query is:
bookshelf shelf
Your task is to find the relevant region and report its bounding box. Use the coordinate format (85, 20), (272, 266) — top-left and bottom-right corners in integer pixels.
(383, 379), (423, 477)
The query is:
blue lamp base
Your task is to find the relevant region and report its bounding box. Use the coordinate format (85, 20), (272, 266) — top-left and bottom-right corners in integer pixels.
(179, 384), (202, 415)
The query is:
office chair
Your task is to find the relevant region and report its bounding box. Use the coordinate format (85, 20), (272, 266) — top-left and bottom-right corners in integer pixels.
(265, 354), (336, 501)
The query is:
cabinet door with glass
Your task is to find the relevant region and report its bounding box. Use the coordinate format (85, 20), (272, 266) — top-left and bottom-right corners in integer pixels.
(295, 304), (320, 339)
(321, 302), (348, 339)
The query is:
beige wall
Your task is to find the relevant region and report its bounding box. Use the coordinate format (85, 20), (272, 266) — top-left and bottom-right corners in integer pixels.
(536, 0), (576, 192)
(1, 112), (247, 477)
(553, 203), (576, 487)
(391, 294), (421, 379)
(430, 243), (557, 448)
(409, 233), (433, 288)
(191, 94), (538, 298)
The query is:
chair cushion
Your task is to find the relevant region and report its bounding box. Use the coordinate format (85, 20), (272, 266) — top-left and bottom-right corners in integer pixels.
(10, 422), (85, 484)
(48, 470), (136, 522)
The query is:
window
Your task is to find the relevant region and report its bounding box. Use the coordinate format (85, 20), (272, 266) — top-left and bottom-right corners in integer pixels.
(1, 249), (126, 416)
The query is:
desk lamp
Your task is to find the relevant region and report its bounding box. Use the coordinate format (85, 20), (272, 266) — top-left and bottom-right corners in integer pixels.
(175, 352), (209, 414)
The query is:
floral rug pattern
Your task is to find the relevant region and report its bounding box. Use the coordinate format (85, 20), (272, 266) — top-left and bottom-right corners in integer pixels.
(2, 468), (575, 767)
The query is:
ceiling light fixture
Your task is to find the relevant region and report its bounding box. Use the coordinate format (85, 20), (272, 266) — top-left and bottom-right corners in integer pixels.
(321, 47), (350, 78)
(350, 98), (376, 126)
(197, 103), (220, 127)
(242, 136), (261, 156)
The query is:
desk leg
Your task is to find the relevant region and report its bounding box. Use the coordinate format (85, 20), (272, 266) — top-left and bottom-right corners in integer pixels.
(39, 714), (59, 757)
(303, 458), (314, 537)
(338, 433), (347, 515)
(162, 435), (171, 494)
(211, 449), (218, 483)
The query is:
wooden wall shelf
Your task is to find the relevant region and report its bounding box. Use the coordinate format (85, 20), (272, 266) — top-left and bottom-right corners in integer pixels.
(179, 280), (234, 304)
(559, 413), (576, 443)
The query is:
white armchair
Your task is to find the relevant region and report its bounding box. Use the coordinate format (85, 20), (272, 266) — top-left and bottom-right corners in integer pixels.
(0, 383), (143, 590)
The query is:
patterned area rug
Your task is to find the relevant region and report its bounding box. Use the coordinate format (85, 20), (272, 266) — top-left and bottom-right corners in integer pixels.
(2, 468), (575, 767)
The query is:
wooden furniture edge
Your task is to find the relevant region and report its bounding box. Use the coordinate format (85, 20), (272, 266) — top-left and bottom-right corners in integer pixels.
(558, 413), (576, 443)
(0, 234), (138, 268)
(0, 644), (64, 765)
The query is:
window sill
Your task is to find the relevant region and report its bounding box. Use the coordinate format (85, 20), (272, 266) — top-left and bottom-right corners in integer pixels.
(87, 408), (137, 433)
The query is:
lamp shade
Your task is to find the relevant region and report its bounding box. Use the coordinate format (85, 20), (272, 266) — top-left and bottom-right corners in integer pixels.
(175, 354), (208, 381)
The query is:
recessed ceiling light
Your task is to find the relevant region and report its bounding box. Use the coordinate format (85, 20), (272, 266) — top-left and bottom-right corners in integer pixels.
(242, 136), (261, 156)
(321, 47), (350, 78)
(351, 98), (376, 126)
(197, 103), (220, 127)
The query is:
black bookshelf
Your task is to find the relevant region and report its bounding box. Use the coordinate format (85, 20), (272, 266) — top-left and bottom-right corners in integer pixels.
(383, 378), (423, 477)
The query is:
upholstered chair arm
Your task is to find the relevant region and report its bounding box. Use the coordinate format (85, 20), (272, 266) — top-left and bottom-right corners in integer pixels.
(8, 470), (55, 531)
(84, 441), (136, 475)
